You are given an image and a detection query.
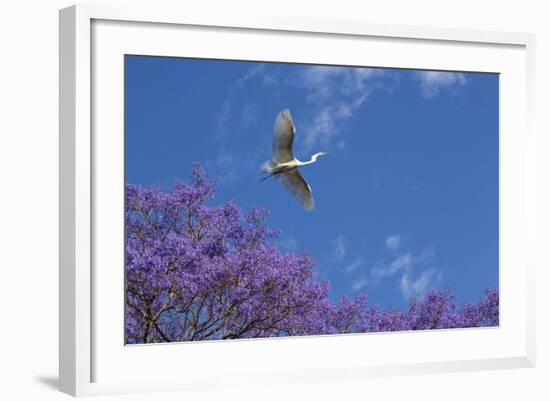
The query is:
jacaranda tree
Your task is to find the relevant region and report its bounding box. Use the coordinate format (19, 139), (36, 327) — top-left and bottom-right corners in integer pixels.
(125, 165), (498, 344)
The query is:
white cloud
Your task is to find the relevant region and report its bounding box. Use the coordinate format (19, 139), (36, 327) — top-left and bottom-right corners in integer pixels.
(300, 66), (346, 101)
(241, 103), (259, 128)
(366, 243), (440, 299)
(236, 64), (265, 88)
(237, 64), (280, 88)
(303, 100), (366, 150)
(208, 149), (241, 183)
(295, 65), (387, 151)
(344, 258), (363, 274)
(385, 235), (401, 251)
(262, 73), (278, 86)
(332, 235), (347, 260)
(352, 277), (369, 292)
(415, 246), (435, 265)
(216, 100), (231, 131)
(300, 66), (382, 102)
(416, 71), (467, 98)
(224, 63), (391, 152)
(218, 65), (264, 129)
(371, 253), (412, 279)
(400, 269), (441, 299)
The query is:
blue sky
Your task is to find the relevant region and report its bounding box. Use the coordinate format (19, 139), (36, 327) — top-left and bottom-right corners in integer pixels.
(125, 55), (499, 309)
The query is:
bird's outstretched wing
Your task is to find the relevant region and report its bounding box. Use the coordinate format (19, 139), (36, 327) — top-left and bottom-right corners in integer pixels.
(279, 169), (315, 211)
(272, 109), (296, 163)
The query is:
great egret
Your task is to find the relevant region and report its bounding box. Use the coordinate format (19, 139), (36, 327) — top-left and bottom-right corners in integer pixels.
(261, 109), (328, 211)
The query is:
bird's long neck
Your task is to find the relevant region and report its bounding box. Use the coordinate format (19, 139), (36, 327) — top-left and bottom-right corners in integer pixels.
(297, 153), (323, 167)
(301, 155), (318, 166)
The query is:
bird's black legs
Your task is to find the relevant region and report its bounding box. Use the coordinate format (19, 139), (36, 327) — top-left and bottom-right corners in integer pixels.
(259, 173), (274, 182)
(259, 171), (282, 182)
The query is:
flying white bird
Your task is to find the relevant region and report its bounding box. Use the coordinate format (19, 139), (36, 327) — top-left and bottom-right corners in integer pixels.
(261, 109), (328, 211)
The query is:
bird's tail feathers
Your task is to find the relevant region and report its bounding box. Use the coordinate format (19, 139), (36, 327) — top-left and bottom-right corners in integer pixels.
(260, 160), (277, 174)
(259, 160), (278, 182)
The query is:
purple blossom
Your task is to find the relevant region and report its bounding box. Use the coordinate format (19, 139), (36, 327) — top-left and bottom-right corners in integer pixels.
(125, 165), (499, 344)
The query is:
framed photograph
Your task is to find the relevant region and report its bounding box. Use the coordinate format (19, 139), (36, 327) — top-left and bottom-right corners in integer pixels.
(59, 4), (536, 396)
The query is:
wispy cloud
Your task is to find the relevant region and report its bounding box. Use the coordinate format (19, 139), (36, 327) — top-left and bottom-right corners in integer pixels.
(352, 277), (369, 292)
(400, 269), (442, 299)
(299, 66), (381, 103)
(216, 100), (231, 131)
(235, 64), (266, 89)
(371, 253), (413, 280)
(415, 247), (435, 265)
(385, 234), (401, 251)
(237, 64), (281, 89)
(224, 63), (393, 152)
(213, 65), (266, 140)
(215, 101), (259, 138)
(212, 150), (240, 183)
(303, 101), (366, 151)
(415, 71), (467, 98)
(262, 73), (279, 86)
(363, 239), (439, 299)
(332, 235), (347, 261)
(344, 258), (363, 274)
(241, 103), (259, 129)
(295, 66), (387, 151)
(210, 66), (268, 182)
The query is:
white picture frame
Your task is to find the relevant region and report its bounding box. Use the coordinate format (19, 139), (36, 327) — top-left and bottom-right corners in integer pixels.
(59, 3), (536, 397)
